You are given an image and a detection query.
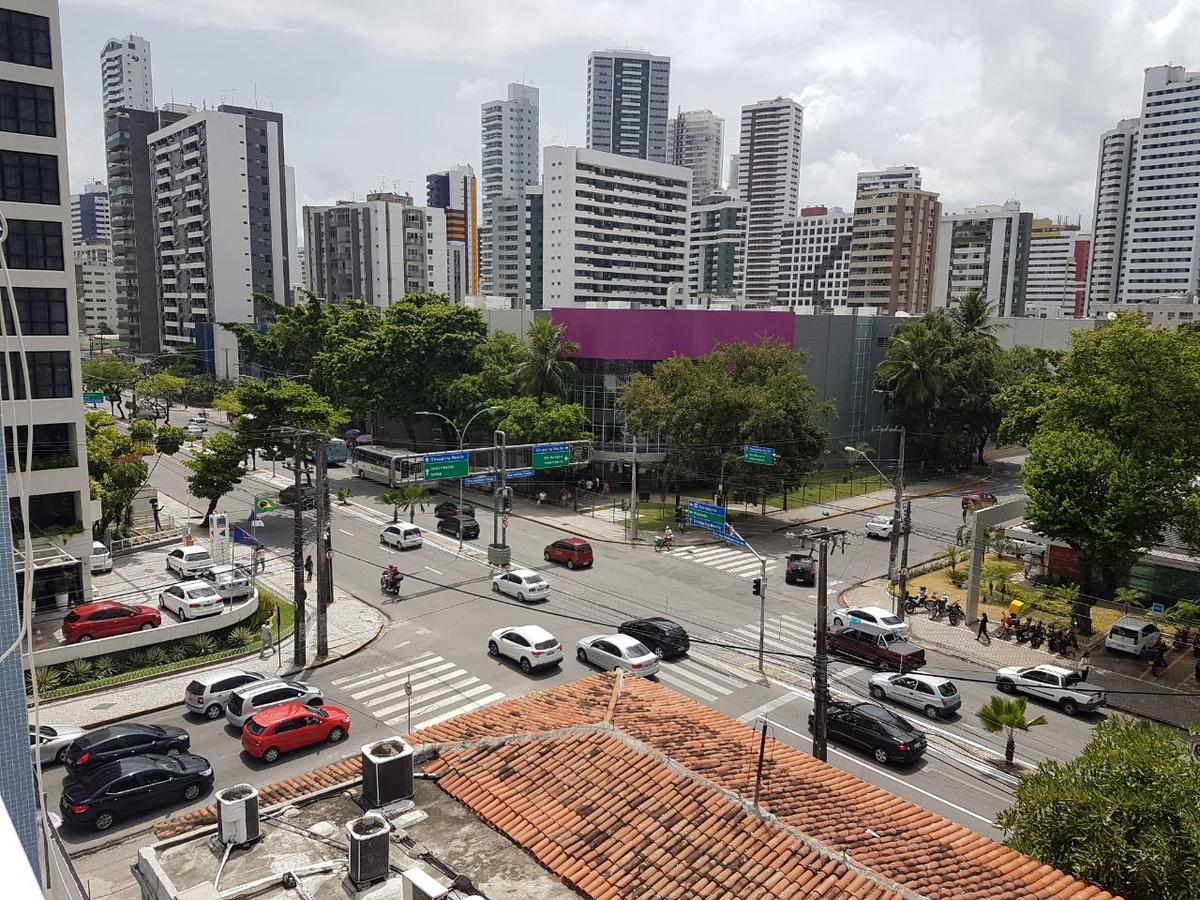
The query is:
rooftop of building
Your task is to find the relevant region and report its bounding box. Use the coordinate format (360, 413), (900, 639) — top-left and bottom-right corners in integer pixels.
(153, 673), (1112, 900)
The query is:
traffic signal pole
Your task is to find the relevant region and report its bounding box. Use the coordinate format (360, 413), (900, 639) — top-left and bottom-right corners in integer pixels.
(291, 440), (306, 668)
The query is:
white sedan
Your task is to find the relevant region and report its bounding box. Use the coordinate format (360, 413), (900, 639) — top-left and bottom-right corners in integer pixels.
(864, 515), (895, 539)
(488, 625), (563, 674)
(576, 634), (659, 677)
(830, 605), (909, 639)
(160, 580), (224, 620)
(30, 724), (85, 765)
(492, 568), (550, 602)
(868, 672), (962, 720)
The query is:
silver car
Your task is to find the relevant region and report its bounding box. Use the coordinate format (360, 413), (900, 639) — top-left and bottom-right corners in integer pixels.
(868, 672), (962, 720)
(185, 668), (271, 719)
(30, 724), (86, 765)
(576, 634), (659, 677)
(199, 564), (253, 600)
(225, 679), (322, 728)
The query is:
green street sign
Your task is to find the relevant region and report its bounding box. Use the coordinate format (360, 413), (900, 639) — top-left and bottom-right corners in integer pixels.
(83, 391), (105, 405)
(423, 450), (468, 480)
(532, 442), (571, 470)
(686, 500), (727, 532)
(743, 444), (775, 466)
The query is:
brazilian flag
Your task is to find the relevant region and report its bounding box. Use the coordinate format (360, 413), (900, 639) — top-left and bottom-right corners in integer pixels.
(254, 496), (279, 514)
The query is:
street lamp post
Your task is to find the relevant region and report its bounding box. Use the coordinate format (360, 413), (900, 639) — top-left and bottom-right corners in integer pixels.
(415, 406), (503, 553)
(845, 440), (906, 610)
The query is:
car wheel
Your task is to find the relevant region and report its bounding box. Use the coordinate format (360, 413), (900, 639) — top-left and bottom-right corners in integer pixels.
(327, 727), (345, 744)
(544, 551), (551, 561)
(567, 560), (575, 570)
(311, 697), (323, 706)
(832, 617), (844, 628)
(183, 783), (202, 801)
(205, 704), (222, 720)
(517, 592), (525, 602)
(262, 747), (280, 763)
(519, 657), (532, 674)
(577, 648), (588, 664)
(997, 679), (1015, 694)
(872, 747), (889, 764)
(491, 582), (500, 593)
(92, 812), (115, 832)
(140, 622), (155, 631)
(56, 747), (71, 764)
(924, 706), (940, 721)
(488, 640), (500, 657)
(78, 634), (93, 643)
(1060, 698), (1078, 716)
(869, 685), (885, 700)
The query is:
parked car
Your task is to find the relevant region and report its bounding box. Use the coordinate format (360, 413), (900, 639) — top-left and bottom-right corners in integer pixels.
(962, 490), (998, 511)
(830, 605), (909, 639)
(30, 724), (86, 765)
(380, 522), (423, 549)
(492, 568), (550, 602)
(185, 669), (272, 719)
(995, 664), (1106, 716)
(1105, 616), (1163, 658)
(183, 423), (204, 439)
(784, 553), (816, 586)
(618, 617), (690, 658)
(436, 515), (480, 540)
(186, 416), (208, 432)
(198, 564), (253, 600)
(131, 406), (162, 421)
(868, 672), (961, 720)
(279, 484), (317, 510)
(241, 703), (350, 763)
(63, 601), (160, 644)
(809, 701), (927, 765)
(434, 500), (475, 520)
(826, 626), (926, 671)
(225, 679), (323, 728)
(488, 625), (563, 673)
(864, 515), (895, 539)
(576, 634), (660, 677)
(89, 540), (113, 575)
(63, 723), (190, 775)
(543, 537), (594, 569)
(165, 545), (214, 578)
(159, 580), (224, 620)
(60, 754), (213, 832)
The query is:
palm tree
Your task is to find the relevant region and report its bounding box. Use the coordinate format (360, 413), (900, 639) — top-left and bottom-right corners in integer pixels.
(976, 696), (1047, 765)
(942, 544), (966, 572)
(380, 489), (404, 523)
(950, 289), (1004, 341)
(516, 319), (580, 399)
(874, 319), (952, 407)
(397, 485), (430, 523)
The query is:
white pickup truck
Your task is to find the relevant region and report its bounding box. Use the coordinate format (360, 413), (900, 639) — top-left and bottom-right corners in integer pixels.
(995, 664), (1106, 716)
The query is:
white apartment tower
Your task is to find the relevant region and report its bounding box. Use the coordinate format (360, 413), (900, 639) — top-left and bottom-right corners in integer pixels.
(932, 201), (1033, 316)
(1026, 219), (1090, 318)
(481, 83), (539, 298)
(667, 109), (724, 203)
(726, 154), (740, 197)
(70, 178), (110, 242)
(856, 166), (921, 196)
(100, 33), (152, 115)
(586, 50), (670, 162)
(74, 238), (119, 334)
(1085, 119), (1137, 310)
(778, 206), (855, 308)
(738, 96), (804, 303)
(542, 146), (690, 307)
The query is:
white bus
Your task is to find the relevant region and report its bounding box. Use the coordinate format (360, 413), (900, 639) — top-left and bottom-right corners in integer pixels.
(350, 445), (424, 487)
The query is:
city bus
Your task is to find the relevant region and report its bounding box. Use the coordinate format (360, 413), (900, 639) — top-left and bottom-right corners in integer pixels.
(308, 438), (350, 467)
(350, 445), (424, 487)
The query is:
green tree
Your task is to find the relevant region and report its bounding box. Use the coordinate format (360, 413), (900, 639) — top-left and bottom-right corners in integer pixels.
(222, 291), (337, 377)
(495, 396), (590, 445)
(388, 485), (430, 523)
(128, 419), (156, 444)
(995, 716), (1200, 900)
(81, 357), (138, 418)
(93, 455), (148, 538)
(950, 289), (1004, 341)
(232, 377), (349, 456)
(380, 488), (404, 523)
(155, 425), (186, 456)
(515, 318), (580, 399)
(875, 317), (952, 407)
(442, 332), (530, 422)
(975, 695), (1047, 765)
(184, 431), (247, 527)
(136, 373), (186, 423)
(181, 374), (220, 407)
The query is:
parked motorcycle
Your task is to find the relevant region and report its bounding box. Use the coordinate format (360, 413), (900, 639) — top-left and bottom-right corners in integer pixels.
(1047, 625), (1061, 653)
(946, 600), (965, 627)
(1193, 631), (1200, 658)
(1173, 625), (1192, 651)
(1014, 619), (1034, 644)
(905, 595), (933, 615)
(1028, 621), (1045, 650)
(992, 613), (1020, 640)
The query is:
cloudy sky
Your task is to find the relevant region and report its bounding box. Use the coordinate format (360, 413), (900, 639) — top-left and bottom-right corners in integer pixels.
(61, 0), (1199, 231)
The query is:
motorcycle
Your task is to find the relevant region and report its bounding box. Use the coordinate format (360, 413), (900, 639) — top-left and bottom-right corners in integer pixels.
(904, 594), (933, 615)
(1047, 625), (1061, 654)
(654, 534), (675, 552)
(1028, 621), (1045, 650)
(1014, 619), (1033, 644)
(1193, 631), (1200, 658)
(945, 600), (965, 627)
(992, 614), (1021, 640)
(1173, 625), (1192, 651)
(380, 569), (404, 596)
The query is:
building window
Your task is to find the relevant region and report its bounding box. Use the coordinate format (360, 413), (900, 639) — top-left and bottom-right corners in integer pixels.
(0, 149), (57, 204)
(3, 218), (63, 269)
(0, 79), (54, 136)
(0, 350), (74, 400)
(10, 491), (78, 538)
(2, 286), (67, 335)
(0, 9), (52, 68)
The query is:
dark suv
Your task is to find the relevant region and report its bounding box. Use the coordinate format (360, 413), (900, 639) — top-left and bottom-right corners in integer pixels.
(279, 484), (317, 509)
(809, 701), (927, 765)
(437, 515), (480, 540)
(784, 553), (816, 586)
(619, 618), (689, 658)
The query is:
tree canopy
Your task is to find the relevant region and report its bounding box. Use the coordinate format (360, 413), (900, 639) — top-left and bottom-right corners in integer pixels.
(232, 377), (349, 454)
(495, 396), (590, 445)
(515, 318), (579, 399)
(184, 431), (248, 527)
(81, 357), (139, 417)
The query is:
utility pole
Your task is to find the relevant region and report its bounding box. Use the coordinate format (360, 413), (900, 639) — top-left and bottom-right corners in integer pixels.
(752, 719), (769, 805)
(629, 439), (639, 542)
(876, 425), (906, 612)
(291, 439), (306, 668)
(497, 430), (508, 549)
(896, 500), (912, 622)
(314, 440), (331, 658)
(799, 525), (846, 764)
(487, 430), (511, 568)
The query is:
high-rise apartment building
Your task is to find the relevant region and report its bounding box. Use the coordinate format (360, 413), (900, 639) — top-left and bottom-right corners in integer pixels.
(687, 194), (747, 299)
(0, 1), (95, 870)
(426, 165), (478, 300)
(1026, 218), (1091, 318)
(667, 108), (723, 203)
(523, 185), (544, 308)
(74, 238), (118, 334)
(480, 83), (539, 297)
(847, 189), (942, 314)
(70, 178), (109, 241)
(148, 104), (292, 378)
(778, 206), (855, 308)
(100, 33), (152, 115)
(105, 104), (188, 354)
(542, 146), (690, 307)
(932, 201), (1032, 316)
(1086, 66), (1200, 309)
(586, 50), (670, 162)
(738, 96), (803, 303)
(856, 165), (921, 196)
(726, 154), (740, 197)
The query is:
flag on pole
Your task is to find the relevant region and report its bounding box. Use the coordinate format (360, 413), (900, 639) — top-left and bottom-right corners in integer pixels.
(253, 496), (278, 514)
(233, 526), (259, 547)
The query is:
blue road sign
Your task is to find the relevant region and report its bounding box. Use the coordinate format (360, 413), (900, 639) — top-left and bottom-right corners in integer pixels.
(465, 474), (496, 486)
(717, 528), (748, 548)
(505, 467), (534, 480)
(1151, 602), (1165, 615)
(687, 499), (727, 533)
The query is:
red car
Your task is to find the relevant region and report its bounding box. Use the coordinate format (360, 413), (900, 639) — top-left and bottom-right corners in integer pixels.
(543, 536), (594, 569)
(961, 490), (998, 511)
(62, 601), (160, 644)
(241, 703), (350, 763)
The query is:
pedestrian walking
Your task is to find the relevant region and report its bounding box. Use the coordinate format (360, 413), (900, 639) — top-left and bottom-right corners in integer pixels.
(1078, 651), (1091, 681)
(976, 611), (990, 643)
(257, 550), (266, 574)
(304, 554), (314, 582)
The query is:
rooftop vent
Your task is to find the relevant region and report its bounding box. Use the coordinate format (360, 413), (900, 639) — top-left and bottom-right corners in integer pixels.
(361, 738), (414, 807)
(346, 813), (391, 885)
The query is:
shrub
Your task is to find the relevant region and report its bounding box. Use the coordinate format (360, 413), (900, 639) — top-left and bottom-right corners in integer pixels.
(61, 659), (95, 685)
(188, 635), (218, 657)
(123, 650), (148, 671)
(92, 655), (119, 678)
(228, 626), (256, 647)
(947, 569), (968, 588)
(31, 666), (62, 693)
(142, 646), (170, 668)
(249, 590), (279, 629)
(336, 488), (351, 505)
(166, 641), (193, 662)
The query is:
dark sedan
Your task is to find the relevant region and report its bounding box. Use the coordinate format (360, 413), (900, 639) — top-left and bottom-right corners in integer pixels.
(784, 553), (816, 586)
(436, 515), (480, 540)
(808, 701), (927, 765)
(64, 723), (190, 775)
(61, 754), (214, 831)
(618, 617), (690, 658)
(434, 501), (475, 520)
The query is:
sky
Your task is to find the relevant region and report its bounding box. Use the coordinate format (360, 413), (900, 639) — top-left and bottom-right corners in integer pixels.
(61, 0), (1200, 234)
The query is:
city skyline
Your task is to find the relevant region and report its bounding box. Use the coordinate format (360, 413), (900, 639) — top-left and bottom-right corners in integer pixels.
(56, 1), (1200, 230)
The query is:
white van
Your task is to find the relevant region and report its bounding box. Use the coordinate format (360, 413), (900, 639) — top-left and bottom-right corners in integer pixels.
(1105, 616), (1162, 657)
(379, 523), (423, 550)
(89, 541), (112, 574)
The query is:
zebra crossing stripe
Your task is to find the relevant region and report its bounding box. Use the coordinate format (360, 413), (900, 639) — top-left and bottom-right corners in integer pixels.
(654, 668), (720, 702)
(691, 548), (748, 564)
(370, 672), (480, 717)
(351, 661), (458, 701)
(342, 656), (448, 697)
(684, 648), (761, 685)
(397, 684), (500, 727)
(675, 655), (750, 690)
(657, 660), (735, 696)
(409, 692), (506, 731)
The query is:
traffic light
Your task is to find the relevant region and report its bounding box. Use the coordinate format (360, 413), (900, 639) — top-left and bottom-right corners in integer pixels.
(501, 487), (513, 512)
(674, 506), (685, 524)
(752, 577), (762, 597)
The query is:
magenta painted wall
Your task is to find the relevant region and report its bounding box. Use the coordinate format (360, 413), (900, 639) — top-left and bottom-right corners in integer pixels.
(550, 307), (797, 361)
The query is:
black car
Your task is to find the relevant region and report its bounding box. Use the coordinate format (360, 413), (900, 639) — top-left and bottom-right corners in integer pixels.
(434, 501), (475, 520)
(784, 553), (816, 586)
(808, 701), (926, 765)
(436, 515), (480, 539)
(619, 618), (690, 658)
(279, 484), (317, 509)
(64, 723), (190, 775)
(60, 754), (214, 832)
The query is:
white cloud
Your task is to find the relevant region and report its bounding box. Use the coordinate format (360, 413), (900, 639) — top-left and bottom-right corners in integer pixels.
(455, 77), (495, 100)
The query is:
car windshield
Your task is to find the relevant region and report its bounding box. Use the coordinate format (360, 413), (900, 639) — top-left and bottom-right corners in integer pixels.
(244, 720), (265, 736)
(627, 641), (651, 657)
(186, 680), (204, 695)
(1063, 673), (1084, 687)
(861, 705), (909, 729)
(937, 682), (958, 697)
(309, 707), (328, 718)
(190, 550), (211, 561)
(522, 576), (544, 585)
(534, 639), (558, 650)
(880, 615), (902, 626)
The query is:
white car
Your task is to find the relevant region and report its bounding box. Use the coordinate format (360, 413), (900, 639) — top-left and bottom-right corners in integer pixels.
(30, 724), (86, 765)
(186, 416), (208, 432)
(380, 523), (423, 549)
(492, 568), (550, 602)
(160, 580), (224, 620)
(995, 664), (1106, 716)
(183, 423), (204, 439)
(89, 540), (112, 575)
(166, 545), (213, 578)
(868, 672), (962, 720)
(830, 605), (909, 639)
(488, 625), (563, 674)
(864, 515), (895, 539)
(576, 633), (660, 677)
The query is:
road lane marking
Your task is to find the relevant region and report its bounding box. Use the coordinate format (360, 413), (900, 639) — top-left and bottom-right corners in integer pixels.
(408, 691), (506, 731)
(659, 661), (736, 696)
(339, 529), (354, 536)
(352, 662), (458, 700)
(655, 669), (720, 702)
(361, 666), (465, 707)
(372, 673), (482, 718)
(424, 566), (443, 575)
(403, 683), (497, 724)
(737, 693), (800, 723)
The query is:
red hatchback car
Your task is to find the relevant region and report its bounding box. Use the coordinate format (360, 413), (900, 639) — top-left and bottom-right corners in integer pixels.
(241, 703), (350, 763)
(63, 601), (160, 644)
(543, 537), (594, 569)
(961, 490), (998, 511)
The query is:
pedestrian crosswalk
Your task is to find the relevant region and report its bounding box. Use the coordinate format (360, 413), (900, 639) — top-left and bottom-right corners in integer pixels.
(666, 544), (778, 579)
(654, 647), (761, 703)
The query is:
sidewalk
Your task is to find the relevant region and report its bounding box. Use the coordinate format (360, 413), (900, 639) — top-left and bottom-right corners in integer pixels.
(840, 579), (1200, 728)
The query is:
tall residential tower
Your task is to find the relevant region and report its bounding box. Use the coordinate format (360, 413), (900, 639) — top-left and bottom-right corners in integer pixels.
(100, 33), (152, 115)
(586, 50), (670, 162)
(667, 108), (723, 203)
(480, 83), (539, 298)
